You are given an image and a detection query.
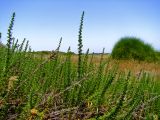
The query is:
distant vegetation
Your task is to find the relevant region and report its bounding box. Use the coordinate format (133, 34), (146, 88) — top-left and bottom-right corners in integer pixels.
(111, 37), (158, 61)
(34, 50), (75, 55)
(0, 12), (160, 120)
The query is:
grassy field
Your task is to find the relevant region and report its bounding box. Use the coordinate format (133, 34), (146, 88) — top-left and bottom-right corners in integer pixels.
(0, 12), (160, 120)
(34, 53), (160, 79)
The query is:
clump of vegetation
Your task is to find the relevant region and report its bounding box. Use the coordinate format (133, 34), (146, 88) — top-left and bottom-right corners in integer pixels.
(0, 12), (160, 120)
(111, 37), (157, 61)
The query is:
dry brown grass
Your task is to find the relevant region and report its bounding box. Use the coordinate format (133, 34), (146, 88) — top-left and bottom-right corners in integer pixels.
(112, 60), (160, 80)
(70, 54), (109, 64)
(70, 54), (160, 79)
(38, 53), (160, 80)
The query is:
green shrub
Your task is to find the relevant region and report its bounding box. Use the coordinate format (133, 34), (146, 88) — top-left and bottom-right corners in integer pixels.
(111, 37), (156, 61)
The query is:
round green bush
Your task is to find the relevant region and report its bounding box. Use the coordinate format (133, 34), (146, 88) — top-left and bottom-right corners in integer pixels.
(111, 37), (156, 61)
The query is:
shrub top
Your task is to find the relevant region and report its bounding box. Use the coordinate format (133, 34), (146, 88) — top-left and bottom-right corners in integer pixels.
(111, 37), (156, 61)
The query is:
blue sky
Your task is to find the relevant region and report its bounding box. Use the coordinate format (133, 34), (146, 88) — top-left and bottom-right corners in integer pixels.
(0, 0), (160, 53)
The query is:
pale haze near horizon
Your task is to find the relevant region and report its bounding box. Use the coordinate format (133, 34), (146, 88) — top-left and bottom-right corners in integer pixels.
(0, 0), (160, 53)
